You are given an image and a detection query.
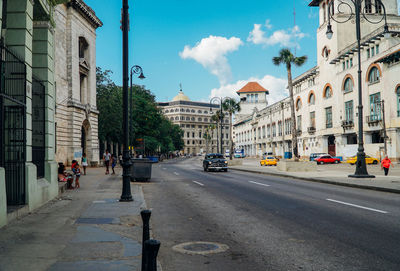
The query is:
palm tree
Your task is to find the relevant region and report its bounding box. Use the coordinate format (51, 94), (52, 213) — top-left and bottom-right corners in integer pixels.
(211, 111), (222, 153)
(203, 124), (215, 153)
(273, 48), (307, 161)
(223, 98), (241, 160)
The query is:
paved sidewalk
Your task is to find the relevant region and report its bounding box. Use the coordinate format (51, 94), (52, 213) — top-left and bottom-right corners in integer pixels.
(230, 158), (400, 194)
(0, 167), (148, 271)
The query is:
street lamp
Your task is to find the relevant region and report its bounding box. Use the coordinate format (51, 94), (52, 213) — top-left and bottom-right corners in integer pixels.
(326, 0), (390, 178)
(129, 65), (145, 151)
(210, 97), (230, 154)
(120, 0), (133, 201)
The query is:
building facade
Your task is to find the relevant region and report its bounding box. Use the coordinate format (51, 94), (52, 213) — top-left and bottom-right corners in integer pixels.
(1, 0), (58, 227)
(54, 0), (102, 166)
(234, 0), (400, 161)
(158, 90), (231, 155)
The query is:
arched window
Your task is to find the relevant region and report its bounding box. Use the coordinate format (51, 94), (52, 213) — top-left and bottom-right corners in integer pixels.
(175, 108), (179, 112)
(198, 118), (202, 121)
(186, 117), (190, 120)
(180, 108), (184, 112)
(309, 92), (315, 105)
(204, 118), (208, 122)
(186, 109), (190, 112)
(191, 117), (195, 121)
(322, 46), (330, 59)
(296, 98), (302, 110)
(204, 111), (208, 114)
(198, 110), (202, 113)
(175, 116), (179, 120)
(344, 77), (353, 93)
(191, 109), (195, 113)
(368, 67), (380, 83)
(324, 86), (332, 98)
(165, 110), (169, 113)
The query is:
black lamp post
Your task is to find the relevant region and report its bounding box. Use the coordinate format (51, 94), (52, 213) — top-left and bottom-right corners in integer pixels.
(210, 97), (230, 154)
(326, 0), (390, 178)
(129, 65), (145, 152)
(120, 0), (133, 201)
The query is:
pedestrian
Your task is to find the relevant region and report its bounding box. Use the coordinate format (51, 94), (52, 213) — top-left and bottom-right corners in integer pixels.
(103, 150), (111, 174)
(111, 154), (117, 175)
(81, 153), (88, 175)
(119, 154), (123, 165)
(381, 155), (393, 176)
(73, 163), (81, 188)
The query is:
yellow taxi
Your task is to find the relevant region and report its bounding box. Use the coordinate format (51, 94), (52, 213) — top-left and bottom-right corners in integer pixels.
(260, 156), (278, 166)
(346, 155), (379, 165)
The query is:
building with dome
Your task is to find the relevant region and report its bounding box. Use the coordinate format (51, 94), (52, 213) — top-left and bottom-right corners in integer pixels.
(158, 90), (231, 155)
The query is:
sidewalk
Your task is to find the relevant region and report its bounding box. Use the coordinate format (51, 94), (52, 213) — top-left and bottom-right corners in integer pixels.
(0, 167), (147, 271)
(230, 158), (400, 194)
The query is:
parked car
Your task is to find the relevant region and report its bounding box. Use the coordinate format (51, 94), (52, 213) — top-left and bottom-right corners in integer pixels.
(346, 155), (379, 165)
(310, 153), (329, 161)
(203, 153), (228, 172)
(260, 156), (278, 166)
(315, 155), (341, 165)
(234, 149), (245, 158)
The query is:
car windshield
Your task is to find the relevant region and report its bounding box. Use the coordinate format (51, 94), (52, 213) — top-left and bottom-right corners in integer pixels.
(207, 154), (224, 159)
(267, 157), (275, 159)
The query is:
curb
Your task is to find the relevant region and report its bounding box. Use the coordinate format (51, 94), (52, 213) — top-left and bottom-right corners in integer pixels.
(230, 167), (400, 194)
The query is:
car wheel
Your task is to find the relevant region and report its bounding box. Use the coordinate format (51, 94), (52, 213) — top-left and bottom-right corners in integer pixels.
(203, 166), (207, 171)
(334, 160), (339, 164)
(224, 169), (228, 172)
(317, 162), (320, 165)
(373, 160), (378, 164)
(320, 161), (324, 165)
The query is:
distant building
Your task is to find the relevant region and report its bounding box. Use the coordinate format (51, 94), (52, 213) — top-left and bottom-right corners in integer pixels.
(54, 0), (103, 166)
(158, 90), (231, 155)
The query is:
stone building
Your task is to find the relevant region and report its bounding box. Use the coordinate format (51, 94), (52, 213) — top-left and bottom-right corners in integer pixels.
(54, 0), (102, 166)
(158, 90), (231, 155)
(1, 0), (58, 227)
(234, 0), (400, 161)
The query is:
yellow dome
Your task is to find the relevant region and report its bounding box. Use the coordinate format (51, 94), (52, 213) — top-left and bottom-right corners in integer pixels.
(172, 90), (190, 102)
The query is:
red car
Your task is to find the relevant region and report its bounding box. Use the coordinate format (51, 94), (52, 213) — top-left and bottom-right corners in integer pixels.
(315, 155), (340, 165)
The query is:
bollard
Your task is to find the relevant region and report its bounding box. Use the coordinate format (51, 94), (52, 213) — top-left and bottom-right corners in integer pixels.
(141, 210), (152, 271)
(144, 239), (161, 271)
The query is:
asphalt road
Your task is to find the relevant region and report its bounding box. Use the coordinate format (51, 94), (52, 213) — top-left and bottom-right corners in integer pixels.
(142, 158), (400, 271)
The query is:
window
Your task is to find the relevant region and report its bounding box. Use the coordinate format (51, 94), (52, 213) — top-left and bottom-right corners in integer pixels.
(397, 86), (400, 117)
(251, 94), (254, 103)
(370, 92), (381, 121)
(309, 93), (315, 105)
(198, 117), (202, 121)
(272, 123), (276, 137)
(310, 111), (316, 128)
(258, 127), (261, 139)
(186, 117), (190, 120)
(246, 94), (250, 102)
(342, 62), (345, 71)
(325, 107), (333, 128)
(350, 58), (353, 67)
(375, 0), (382, 13)
(267, 124), (271, 138)
(262, 126), (266, 138)
(192, 132), (195, 138)
(199, 132), (202, 138)
(297, 115), (302, 131)
(255, 94), (259, 103)
(187, 132), (190, 138)
(345, 100), (354, 122)
(191, 109), (195, 113)
(296, 98), (302, 110)
(365, 0), (372, 13)
(344, 77), (353, 93)
(371, 47), (375, 57)
(368, 67), (380, 83)
(278, 121), (282, 136)
(324, 86), (332, 98)
(346, 60), (349, 69)
(376, 44), (379, 55)
(367, 49), (370, 59)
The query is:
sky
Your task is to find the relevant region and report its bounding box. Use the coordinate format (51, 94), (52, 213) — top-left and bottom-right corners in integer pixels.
(84, 0), (400, 104)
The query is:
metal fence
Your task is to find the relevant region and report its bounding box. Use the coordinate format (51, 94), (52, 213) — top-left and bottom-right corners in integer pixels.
(32, 77), (45, 179)
(0, 42), (27, 205)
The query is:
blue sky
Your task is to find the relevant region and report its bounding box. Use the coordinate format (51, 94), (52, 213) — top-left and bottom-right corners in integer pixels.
(84, 0), (399, 103)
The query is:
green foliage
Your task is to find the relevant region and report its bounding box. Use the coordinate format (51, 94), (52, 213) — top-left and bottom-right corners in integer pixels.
(96, 67), (184, 155)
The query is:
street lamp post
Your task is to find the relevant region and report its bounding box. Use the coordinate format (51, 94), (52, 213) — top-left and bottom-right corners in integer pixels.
(326, 0), (390, 178)
(129, 65), (145, 152)
(120, 0), (133, 201)
(210, 97), (230, 154)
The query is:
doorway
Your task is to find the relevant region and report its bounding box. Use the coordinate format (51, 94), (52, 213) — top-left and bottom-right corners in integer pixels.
(328, 135), (336, 156)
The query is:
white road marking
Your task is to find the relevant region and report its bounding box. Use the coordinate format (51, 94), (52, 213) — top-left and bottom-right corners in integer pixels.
(174, 172), (180, 176)
(249, 181), (270, 187)
(326, 199), (388, 214)
(162, 168), (167, 170)
(93, 200), (106, 204)
(193, 181), (204, 186)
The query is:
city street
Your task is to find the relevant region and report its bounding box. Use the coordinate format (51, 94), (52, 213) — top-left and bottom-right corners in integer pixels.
(144, 158), (400, 271)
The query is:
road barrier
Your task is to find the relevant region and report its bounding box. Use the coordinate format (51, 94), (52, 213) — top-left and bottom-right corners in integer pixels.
(141, 210), (161, 271)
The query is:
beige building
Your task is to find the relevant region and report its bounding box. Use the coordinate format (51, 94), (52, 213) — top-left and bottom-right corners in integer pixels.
(158, 90), (231, 155)
(234, 0), (400, 161)
(54, 0), (102, 166)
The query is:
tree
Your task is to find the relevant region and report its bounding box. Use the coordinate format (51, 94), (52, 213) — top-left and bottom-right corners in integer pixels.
(273, 48), (307, 161)
(223, 98), (241, 160)
(211, 110), (223, 153)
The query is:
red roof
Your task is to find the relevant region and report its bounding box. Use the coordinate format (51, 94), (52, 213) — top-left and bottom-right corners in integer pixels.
(236, 82), (269, 94)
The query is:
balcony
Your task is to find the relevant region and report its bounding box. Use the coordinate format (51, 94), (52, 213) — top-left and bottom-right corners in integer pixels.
(366, 115), (381, 126)
(341, 120), (354, 130)
(296, 129), (302, 136)
(307, 126), (316, 134)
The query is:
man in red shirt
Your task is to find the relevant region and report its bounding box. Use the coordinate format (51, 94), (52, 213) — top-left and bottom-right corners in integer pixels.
(381, 156), (393, 176)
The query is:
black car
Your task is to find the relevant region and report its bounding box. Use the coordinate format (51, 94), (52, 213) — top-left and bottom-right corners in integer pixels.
(203, 153), (228, 172)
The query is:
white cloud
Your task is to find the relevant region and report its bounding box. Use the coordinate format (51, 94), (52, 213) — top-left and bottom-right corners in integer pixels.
(209, 74), (288, 105)
(247, 22), (306, 48)
(180, 35), (243, 85)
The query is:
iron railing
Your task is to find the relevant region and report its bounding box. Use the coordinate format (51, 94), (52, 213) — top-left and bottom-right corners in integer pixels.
(32, 77), (46, 179)
(0, 42), (27, 205)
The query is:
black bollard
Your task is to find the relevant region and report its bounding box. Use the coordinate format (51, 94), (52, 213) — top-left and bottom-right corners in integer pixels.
(141, 210), (152, 271)
(144, 239), (161, 271)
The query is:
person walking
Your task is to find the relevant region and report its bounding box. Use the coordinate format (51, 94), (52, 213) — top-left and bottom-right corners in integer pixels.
(73, 163), (81, 189)
(103, 150), (111, 175)
(111, 154), (117, 175)
(81, 153), (88, 175)
(381, 155), (393, 176)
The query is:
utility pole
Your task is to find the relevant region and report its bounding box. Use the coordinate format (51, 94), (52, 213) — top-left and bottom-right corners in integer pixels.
(381, 100), (387, 156)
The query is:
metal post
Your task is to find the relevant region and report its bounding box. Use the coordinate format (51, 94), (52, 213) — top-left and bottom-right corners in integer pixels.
(144, 239), (161, 271)
(141, 210), (151, 271)
(220, 102), (223, 154)
(120, 0), (133, 201)
(349, 0), (374, 178)
(130, 68), (133, 154)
